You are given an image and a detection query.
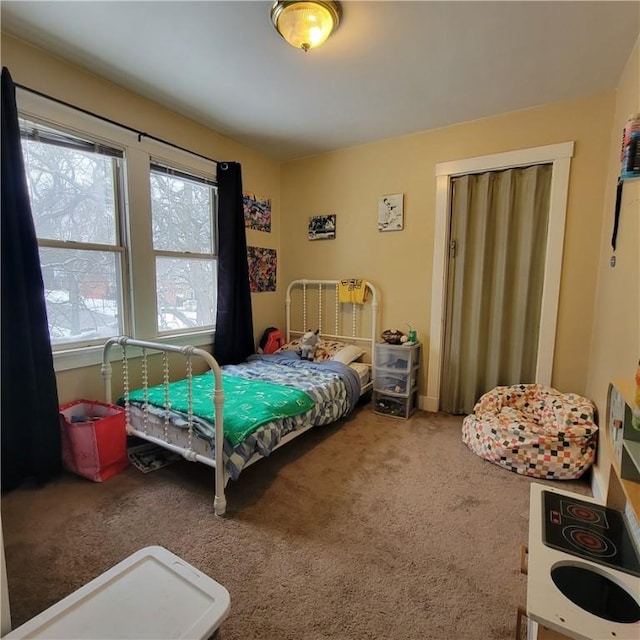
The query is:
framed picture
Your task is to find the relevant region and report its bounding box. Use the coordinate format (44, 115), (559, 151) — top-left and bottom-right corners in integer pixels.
(247, 246), (277, 292)
(308, 214), (336, 240)
(378, 194), (404, 232)
(243, 192), (272, 232)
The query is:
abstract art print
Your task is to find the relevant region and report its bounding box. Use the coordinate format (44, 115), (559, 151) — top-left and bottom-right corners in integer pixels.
(247, 246), (277, 292)
(308, 214), (336, 240)
(243, 192), (272, 232)
(378, 194), (404, 231)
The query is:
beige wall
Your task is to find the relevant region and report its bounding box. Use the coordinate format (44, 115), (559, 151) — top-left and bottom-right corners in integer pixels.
(587, 36), (640, 495)
(1, 34), (284, 404)
(281, 93), (615, 401)
(3, 31), (634, 414)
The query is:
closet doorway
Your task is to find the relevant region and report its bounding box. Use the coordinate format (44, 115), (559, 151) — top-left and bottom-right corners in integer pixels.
(426, 142), (574, 414)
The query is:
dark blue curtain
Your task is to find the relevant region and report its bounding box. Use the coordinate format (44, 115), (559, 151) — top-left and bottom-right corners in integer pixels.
(214, 161), (255, 365)
(1, 67), (61, 491)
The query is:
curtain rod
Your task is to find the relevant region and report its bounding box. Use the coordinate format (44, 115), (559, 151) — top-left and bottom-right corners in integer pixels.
(15, 82), (220, 167)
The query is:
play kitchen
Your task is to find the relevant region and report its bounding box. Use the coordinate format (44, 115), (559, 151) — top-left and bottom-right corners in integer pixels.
(526, 484), (639, 639)
(523, 378), (640, 640)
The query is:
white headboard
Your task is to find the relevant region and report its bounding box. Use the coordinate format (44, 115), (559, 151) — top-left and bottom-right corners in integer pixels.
(285, 279), (380, 366)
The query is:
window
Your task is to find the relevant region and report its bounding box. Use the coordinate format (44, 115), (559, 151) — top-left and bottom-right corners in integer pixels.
(20, 119), (126, 348)
(18, 97), (219, 367)
(150, 163), (218, 333)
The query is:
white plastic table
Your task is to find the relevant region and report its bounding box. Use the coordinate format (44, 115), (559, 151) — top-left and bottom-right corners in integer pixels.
(4, 546), (230, 639)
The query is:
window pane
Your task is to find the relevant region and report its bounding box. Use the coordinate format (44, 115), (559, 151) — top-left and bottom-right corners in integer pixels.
(156, 257), (216, 332)
(39, 247), (123, 345)
(150, 171), (213, 253)
(21, 138), (118, 245)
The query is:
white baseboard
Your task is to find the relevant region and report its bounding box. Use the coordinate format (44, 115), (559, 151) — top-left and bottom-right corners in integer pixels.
(420, 395), (439, 412)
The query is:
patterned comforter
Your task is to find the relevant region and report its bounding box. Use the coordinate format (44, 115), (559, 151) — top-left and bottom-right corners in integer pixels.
(128, 351), (361, 480)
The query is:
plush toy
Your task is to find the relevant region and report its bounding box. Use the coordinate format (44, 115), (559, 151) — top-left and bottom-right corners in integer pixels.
(299, 329), (320, 361)
(381, 328), (405, 345)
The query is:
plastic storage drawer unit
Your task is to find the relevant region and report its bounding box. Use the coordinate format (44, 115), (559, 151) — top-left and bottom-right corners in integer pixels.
(5, 546), (231, 639)
(372, 342), (421, 420)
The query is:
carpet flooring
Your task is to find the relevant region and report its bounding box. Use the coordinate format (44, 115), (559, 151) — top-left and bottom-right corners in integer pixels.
(1, 406), (591, 639)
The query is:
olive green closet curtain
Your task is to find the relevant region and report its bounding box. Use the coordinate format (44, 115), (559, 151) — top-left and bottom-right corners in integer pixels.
(441, 164), (552, 415)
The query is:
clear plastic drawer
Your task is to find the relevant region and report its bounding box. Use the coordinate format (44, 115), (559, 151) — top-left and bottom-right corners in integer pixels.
(375, 344), (412, 371)
(373, 371), (417, 395)
(372, 391), (416, 419)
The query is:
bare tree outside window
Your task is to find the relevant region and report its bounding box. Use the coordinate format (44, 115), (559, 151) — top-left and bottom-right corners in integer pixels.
(19, 119), (218, 347)
(20, 124), (124, 345)
(150, 167), (217, 333)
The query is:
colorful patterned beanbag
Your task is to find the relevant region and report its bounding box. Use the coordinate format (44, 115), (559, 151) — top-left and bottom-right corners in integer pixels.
(461, 384), (597, 480)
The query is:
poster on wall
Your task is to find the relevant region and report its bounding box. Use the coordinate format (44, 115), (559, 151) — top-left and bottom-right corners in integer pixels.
(247, 246), (277, 292)
(377, 194), (404, 231)
(243, 192), (272, 232)
(308, 214), (336, 240)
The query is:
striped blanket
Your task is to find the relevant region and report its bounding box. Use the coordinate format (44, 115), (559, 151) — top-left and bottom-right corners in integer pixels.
(127, 352), (361, 480)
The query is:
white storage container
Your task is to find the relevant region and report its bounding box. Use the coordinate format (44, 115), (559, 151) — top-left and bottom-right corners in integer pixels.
(5, 546), (230, 639)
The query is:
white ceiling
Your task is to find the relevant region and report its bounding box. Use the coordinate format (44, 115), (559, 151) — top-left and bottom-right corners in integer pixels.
(2, 1), (639, 162)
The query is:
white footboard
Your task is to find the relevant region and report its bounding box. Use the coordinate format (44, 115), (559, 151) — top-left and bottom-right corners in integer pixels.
(101, 336), (227, 516)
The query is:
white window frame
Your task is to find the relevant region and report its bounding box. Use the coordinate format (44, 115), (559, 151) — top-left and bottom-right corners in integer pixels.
(150, 160), (218, 336)
(20, 115), (129, 351)
(16, 89), (218, 372)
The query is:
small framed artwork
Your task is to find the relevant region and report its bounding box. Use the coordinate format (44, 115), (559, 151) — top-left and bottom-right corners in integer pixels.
(308, 214), (336, 240)
(243, 192), (272, 232)
(247, 246), (277, 292)
(378, 194), (404, 232)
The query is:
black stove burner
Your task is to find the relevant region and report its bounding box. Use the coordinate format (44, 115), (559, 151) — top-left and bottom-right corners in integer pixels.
(562, 525), (616, 558)
(542, 491), (640, 578)
(562, 500), (608, 528)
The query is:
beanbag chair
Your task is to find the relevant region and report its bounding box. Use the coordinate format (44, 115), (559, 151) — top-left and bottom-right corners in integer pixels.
(462, 383), (597, 479)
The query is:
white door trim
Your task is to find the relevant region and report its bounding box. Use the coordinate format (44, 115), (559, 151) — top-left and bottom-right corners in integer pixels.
(425, 142), (574, 413)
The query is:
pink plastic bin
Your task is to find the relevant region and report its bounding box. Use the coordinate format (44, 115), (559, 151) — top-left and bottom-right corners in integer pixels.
(59, 400), (128, 482)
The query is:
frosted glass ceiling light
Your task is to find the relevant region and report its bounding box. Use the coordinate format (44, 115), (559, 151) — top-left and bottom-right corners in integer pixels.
(271, 1), (341, 52)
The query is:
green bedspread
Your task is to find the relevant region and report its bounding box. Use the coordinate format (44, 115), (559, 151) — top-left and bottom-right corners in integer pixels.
(127, 372), (315, 447)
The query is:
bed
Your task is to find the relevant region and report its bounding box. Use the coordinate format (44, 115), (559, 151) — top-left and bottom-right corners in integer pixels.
(102, 279), (379, 515)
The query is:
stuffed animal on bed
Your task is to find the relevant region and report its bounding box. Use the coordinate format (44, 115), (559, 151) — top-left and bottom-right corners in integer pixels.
(299, 329), (320, 361)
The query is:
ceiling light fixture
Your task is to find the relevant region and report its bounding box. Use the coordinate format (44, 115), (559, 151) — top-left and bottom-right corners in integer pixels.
(270, 1), (341, 52)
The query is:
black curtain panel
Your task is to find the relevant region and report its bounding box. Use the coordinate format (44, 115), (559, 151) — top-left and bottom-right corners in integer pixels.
(214, 161), (255, 365)
(1, 67), (62, 491)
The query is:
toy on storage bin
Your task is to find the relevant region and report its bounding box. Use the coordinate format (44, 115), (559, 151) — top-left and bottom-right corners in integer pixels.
(403, 322), (417, 345)
(298, 329), (320, 361)
(381, 328), (405, 344)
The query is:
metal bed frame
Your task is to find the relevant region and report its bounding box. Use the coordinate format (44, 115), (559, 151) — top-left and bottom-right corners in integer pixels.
(101, 279), (379, 516)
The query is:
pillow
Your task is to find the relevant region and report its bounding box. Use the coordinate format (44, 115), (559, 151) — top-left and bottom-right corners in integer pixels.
(331, 344), (366, 365)
(313, 340), (350, 362)
(275, 339), (302, 354)
(276, 338), (351, 363)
